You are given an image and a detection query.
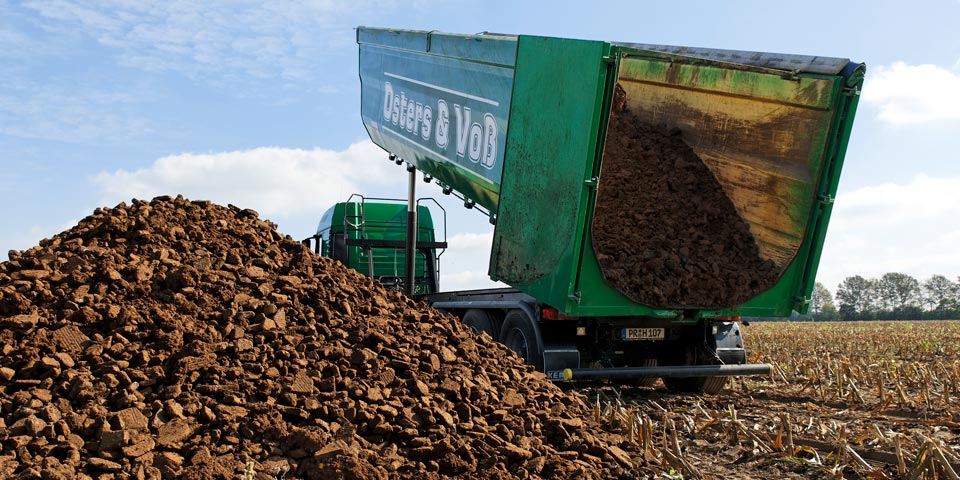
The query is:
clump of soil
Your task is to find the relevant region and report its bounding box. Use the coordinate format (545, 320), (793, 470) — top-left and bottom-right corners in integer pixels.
(0, 195), (640, 479)
(592, 84), (781, 308)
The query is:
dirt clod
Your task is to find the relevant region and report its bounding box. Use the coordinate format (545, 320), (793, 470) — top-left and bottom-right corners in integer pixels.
(592, 84), (781, 308)
(0, 195), (638, 479)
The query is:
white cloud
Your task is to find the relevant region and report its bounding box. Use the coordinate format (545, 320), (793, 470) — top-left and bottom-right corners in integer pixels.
(817, 174), (960, 290)
(438, 231), (505, 291)
(830, 174), (960, 228)
(2, 225), (54, 256)
(941, 229), (960, 247)
(447, 232), (497, 250)
(90, 140), (394, 218)
(861, 62), (960, 124)
(442, 270), (503, 292)
(2, 1), (431, 144)
(0, 82), (150, 143)
(0, 26), (38, 58)
(2, 218), (81, 260)
(91, 147), (504, 291)
(19, 1), (415, 93)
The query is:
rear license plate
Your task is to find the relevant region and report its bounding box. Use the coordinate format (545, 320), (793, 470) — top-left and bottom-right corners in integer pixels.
(621, 327), (665, 340)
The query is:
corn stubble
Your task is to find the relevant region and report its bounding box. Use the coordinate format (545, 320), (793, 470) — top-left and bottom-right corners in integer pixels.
(587, 321), (960, 479)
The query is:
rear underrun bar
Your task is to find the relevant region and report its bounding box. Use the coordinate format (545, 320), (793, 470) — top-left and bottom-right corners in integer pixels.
(562, 363), (772, 381)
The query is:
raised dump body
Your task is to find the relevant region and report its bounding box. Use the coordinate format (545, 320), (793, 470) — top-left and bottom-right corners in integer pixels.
(357, 27), (864, 319)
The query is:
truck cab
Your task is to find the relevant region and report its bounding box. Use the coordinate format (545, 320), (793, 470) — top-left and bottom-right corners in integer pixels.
(307, 195), (447, 295)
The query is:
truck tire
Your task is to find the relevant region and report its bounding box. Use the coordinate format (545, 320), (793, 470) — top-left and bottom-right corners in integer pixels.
(461, 309), (500, 339)
(498, 310), (544, 371)
(662, 345), (728, 394)
(635, 359), (659, 388)
(663, 374), (727, 395)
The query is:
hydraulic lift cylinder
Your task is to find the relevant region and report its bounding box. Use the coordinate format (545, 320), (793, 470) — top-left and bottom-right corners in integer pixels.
(404, 165), (418, 296)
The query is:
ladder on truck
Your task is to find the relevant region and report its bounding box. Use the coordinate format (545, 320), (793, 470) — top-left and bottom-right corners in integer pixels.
(342, 194), (448, 295)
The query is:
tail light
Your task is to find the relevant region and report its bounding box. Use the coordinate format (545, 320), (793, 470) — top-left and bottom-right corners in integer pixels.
(541, 307), (579, 321)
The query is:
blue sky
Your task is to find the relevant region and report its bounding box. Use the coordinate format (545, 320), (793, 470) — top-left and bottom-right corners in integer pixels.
(3, 0), (960, 294)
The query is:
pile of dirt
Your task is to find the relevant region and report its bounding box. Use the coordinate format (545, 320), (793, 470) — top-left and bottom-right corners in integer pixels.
(0, 195), (639, 480)
(592, 84), (781, 308)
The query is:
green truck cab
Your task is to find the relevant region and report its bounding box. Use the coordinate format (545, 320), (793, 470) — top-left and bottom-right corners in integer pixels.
(309, 196), (446, 295)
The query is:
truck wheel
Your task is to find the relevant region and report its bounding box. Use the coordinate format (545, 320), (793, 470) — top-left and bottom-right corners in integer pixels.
(461, 309), (500, 339)
(664, 374), (727, 395)
(662, 345), (728, 394)
(635, 358), (659, 388)
(498, 310), (544, 371)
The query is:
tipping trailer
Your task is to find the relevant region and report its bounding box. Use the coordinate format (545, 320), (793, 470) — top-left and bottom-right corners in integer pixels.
(311, 27), (865, 393)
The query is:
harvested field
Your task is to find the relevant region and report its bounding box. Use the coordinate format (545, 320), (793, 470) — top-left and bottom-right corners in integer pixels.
(585, 320), (960, 479)
(0, 196), (640, 480)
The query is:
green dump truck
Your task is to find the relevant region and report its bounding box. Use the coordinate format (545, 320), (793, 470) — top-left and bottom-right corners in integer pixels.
(309, 27), (865, 393)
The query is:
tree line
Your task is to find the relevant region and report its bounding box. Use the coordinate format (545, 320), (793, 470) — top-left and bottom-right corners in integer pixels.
(802, 273), (960, 321)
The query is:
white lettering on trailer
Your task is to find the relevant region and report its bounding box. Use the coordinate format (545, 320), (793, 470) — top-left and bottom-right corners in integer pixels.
(383, 82), (394, 121)
(482, 113), (497, 169)
(454, 105), (471, 159)
(381, 72), (500, 170)
(391, 94), (401, 125)
(421, 105), (433, 141)
(413, 102), (424, 134)
(435, 99), (449, 149)
(405, 99), (416, 133)
(468, 120), (483, 163)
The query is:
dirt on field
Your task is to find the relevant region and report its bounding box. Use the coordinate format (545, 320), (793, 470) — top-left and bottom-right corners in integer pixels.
(591, 83), (781, 309)
(0, 196), (641, 480)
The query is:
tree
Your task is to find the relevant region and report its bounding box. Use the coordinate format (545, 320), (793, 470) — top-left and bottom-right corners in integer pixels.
(864, 278), (880, 318)
(810, 282), (839, 321)
(956, 275), (960, 312)
(922, 275), (958, 319)
(876, 272), (921, 318)
(820, 302), (840, 322)
(836, 276), (875, 320)
(831, 273), (960, 321)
